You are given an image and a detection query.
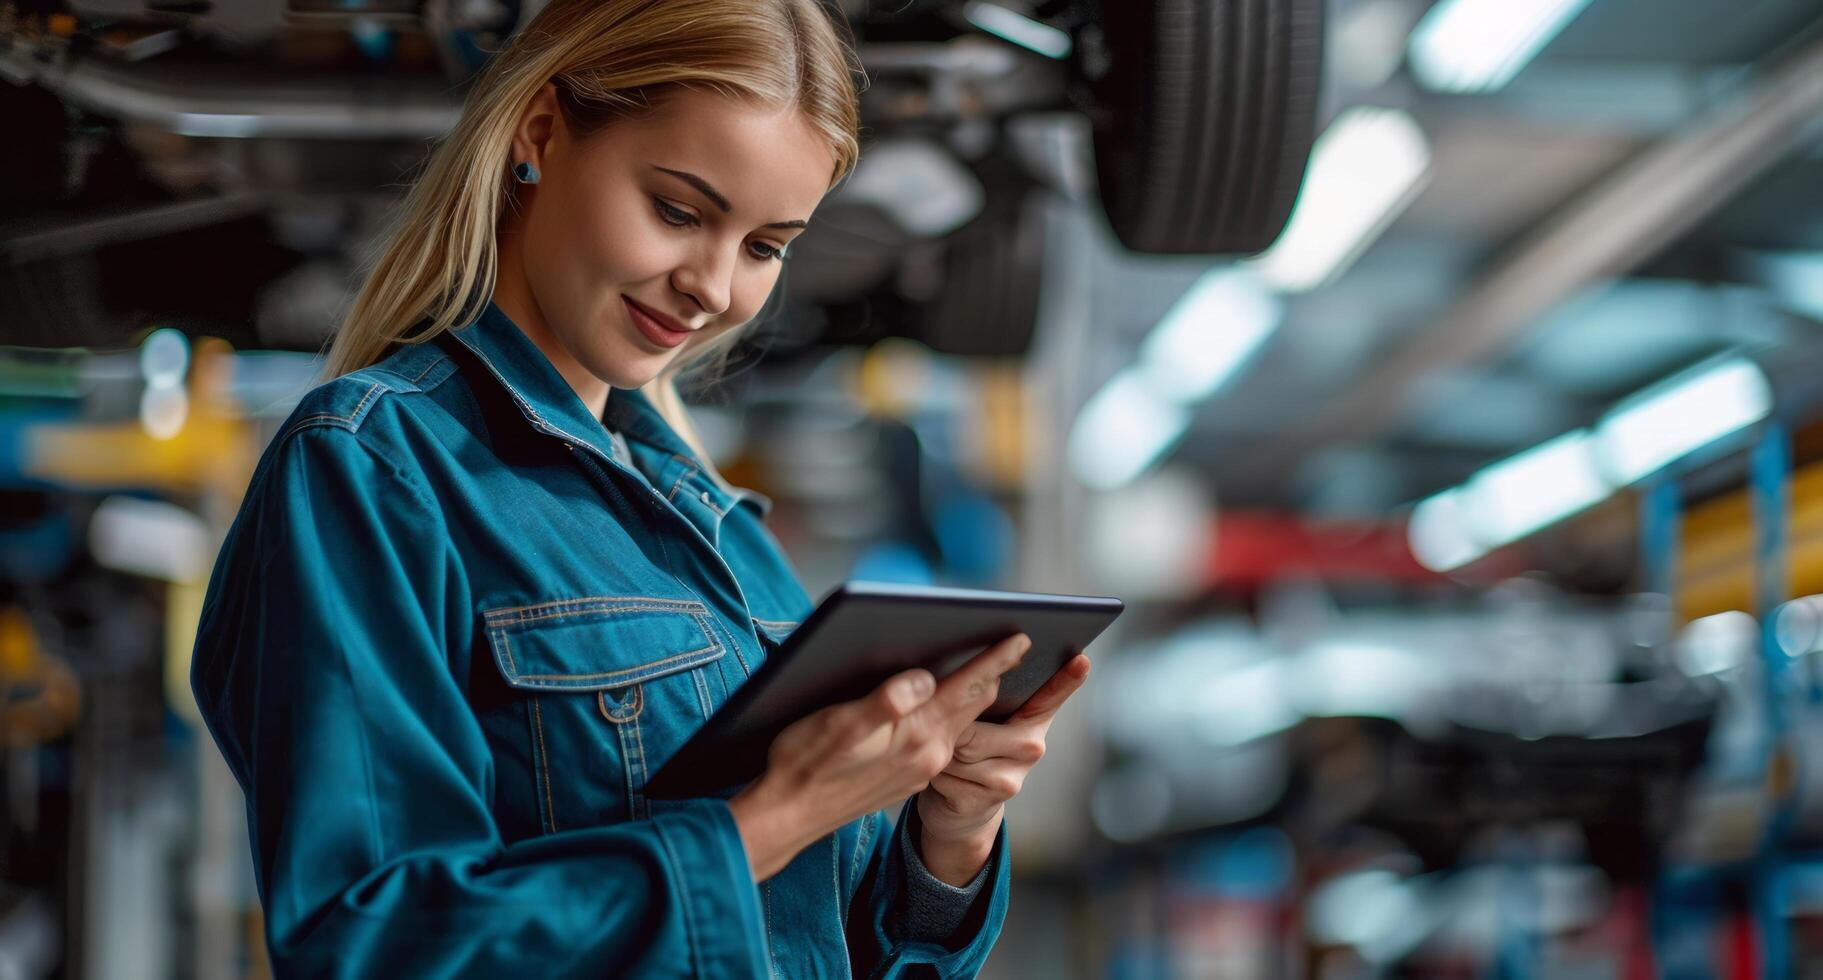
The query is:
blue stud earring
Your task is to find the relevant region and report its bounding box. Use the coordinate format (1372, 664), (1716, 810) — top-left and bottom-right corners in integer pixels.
(512, 161), (541, 184)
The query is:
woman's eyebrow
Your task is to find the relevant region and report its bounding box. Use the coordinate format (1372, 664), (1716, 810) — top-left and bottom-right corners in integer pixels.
(651, 165), (809, 230)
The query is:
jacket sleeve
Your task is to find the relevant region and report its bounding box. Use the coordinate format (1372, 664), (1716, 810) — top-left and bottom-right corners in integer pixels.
(189, 424), (770, 979)
(846, 797), (1012, 978)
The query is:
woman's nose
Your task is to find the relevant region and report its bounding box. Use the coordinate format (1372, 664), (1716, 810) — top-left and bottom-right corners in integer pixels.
(673, 248), (734, 318)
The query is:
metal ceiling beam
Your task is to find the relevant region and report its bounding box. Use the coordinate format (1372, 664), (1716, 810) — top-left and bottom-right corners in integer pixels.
(1235, 31), (1823, 496)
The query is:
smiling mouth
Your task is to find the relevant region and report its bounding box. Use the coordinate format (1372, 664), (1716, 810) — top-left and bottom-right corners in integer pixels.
(624, 296), (690, 349)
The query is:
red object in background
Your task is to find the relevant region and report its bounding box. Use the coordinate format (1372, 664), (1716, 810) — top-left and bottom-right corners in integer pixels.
(1726, 907), (1757, 979)
(1207, 513), (1443, 587)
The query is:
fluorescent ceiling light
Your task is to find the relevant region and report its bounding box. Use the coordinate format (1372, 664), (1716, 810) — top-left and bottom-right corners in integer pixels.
(1408, 488), (1483, 571)
(1594, 356), (1772, 485)
(1251, 107), (1430, 292)
(1406, 355), (1775, 564)
(1068, 367), (1191, 491)
(1138, 266), (1284, 401)
(963, 2), (1073, 59)
(1408, 0), (1597, 94)
(1460, 429), (1607, 547)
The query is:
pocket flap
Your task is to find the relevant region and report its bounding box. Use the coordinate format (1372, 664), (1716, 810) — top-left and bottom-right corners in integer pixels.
(482, 596), (725, 692)
(751, 617), (800, 646)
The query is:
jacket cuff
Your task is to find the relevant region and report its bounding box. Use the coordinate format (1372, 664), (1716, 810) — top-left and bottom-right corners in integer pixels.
(878, 796), (1011, 971)
(894, 800), (993, 942)
(651, 797), (771, 977)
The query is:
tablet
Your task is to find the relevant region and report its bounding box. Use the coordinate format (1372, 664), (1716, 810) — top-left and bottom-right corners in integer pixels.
(643, 581), (1124, 800)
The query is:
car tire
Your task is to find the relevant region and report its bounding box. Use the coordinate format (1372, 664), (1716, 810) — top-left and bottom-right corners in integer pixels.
(1078, 0), (1324, 255)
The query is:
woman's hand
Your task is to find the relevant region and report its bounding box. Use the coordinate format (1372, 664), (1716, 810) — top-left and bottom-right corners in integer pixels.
(913, 653), (1092, 885)
(727, 632), (1034, 881)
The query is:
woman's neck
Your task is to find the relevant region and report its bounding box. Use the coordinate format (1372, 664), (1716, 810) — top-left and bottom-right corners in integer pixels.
(492, 229), (611, 420)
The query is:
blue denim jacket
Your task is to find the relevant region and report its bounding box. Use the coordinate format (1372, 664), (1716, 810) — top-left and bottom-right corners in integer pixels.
(189, 299), (1011, 978)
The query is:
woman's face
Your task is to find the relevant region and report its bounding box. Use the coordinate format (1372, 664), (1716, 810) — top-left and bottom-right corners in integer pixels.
(498, 83), (835, 400)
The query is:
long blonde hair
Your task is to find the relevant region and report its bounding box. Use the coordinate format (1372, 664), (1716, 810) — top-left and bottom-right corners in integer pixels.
(321, 0), (863, 481)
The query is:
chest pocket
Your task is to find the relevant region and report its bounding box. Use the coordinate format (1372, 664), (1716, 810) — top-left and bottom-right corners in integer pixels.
(482, 596), (726, 831)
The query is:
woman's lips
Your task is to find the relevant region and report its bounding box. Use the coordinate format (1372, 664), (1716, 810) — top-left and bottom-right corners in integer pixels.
(624, 296), (689, 349)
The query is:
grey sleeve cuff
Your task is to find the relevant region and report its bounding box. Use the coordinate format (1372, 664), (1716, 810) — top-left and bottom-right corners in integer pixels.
(891, 801), (991, 944)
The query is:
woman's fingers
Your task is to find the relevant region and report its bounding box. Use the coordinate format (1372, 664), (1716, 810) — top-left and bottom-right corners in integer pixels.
(821, 668), (933, 763)
(932, 762), (1023, 804)
(916, 632), (1031, 732)
(860, 667), (935, 727)
(951, 718), (1047, 765)
(1009, 653), (1091, 724)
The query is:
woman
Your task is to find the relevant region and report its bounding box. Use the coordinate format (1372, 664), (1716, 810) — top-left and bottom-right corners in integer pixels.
(188, 0), (1091, 976)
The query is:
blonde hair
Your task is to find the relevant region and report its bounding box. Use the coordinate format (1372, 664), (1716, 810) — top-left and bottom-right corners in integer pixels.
(321, 0), (863, 485)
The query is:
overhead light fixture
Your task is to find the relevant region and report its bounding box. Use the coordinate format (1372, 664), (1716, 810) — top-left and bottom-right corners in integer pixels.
(963, 2), (1073, 59)
(1251, 107), (1431, 292)
(1459, 429), (1608, 548)
(1594, 356), (1772, 485)
(1409, 354), (1777, 568)
(1138, 266), (1284, 401)
(1408, 0), (1597, 94)
(1408, 488), (1482, 572)
(1068, 367), (1191, 491)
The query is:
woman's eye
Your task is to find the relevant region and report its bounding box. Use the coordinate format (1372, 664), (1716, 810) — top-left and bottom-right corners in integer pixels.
(653, 197), (696, 228)
(749, 242), (786, 262)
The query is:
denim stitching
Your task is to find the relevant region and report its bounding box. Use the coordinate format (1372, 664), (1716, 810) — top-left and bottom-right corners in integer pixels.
(762, 880), (776, 976)
(483, 596), (707, 624)
(499, 631), (519, 676)
(504, 644), (719, 685)
(284, 418), (363, 436)
(486, 595), (707, 617)
(690, 669), (713, 719)
(285, 381), (386, 430)
(703, 612), (750, 676)
(531, 697), (556, 833)
(665, 459), (700, 502)
(615, 722), (639, 823)
(851, 811), (875, 886)
(490, 605), (707, 627)
(628, 711), (649, 821)
(830, 835), (841, 924)
(596, 685), (644, 724)
(412, 357), (459, 392)
(754, 618), (800, 634)
(409, 353), (444, 385)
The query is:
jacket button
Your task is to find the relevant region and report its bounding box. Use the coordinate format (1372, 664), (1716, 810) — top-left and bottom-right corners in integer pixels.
(699, 490), (712, 504)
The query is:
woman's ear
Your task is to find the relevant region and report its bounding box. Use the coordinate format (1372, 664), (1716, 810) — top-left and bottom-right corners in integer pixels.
(509, 81), (562, 180)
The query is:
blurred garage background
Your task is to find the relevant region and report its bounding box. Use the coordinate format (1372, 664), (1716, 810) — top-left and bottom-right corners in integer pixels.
(6, 0), (1823, 976)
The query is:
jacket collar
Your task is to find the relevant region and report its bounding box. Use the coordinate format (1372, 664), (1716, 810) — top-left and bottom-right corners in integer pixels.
(442, 297), (772, 518)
